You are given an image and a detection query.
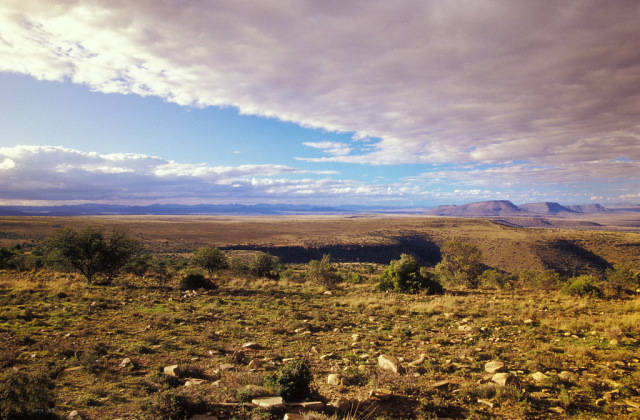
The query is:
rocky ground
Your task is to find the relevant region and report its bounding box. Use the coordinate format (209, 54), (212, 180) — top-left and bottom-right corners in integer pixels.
(1, 269), (639, 419)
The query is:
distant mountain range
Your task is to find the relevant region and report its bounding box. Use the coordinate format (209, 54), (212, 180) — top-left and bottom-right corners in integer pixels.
(427, 200), (609, 216)
(0, 200), (618, 217)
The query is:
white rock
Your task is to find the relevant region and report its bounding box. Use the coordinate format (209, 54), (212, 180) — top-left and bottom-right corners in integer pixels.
(251, 396), (284, 409)
(492, 372), (517, 386)
(119, 357), (132, 369)
(378, 354), (402, 374)
(163, 364), (179, 376)
(531, 371), (548, 382)
(484, 360), (505, 374)
(327, 373), (342, 386)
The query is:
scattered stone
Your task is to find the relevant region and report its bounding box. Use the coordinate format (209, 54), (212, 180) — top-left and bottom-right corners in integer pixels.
(323, 290), (332, 295)
(484, 360), (505, 374)
(164, 365), (179, 376)
(458, 325), (472, 332)
(477, 398), (495, 408)
(64, 366), (82, 372)
(492, 372), (517, 387)
(531, 371), (548, 382)
(248, 359), (263, 369)
(252, 396), (284, 409)
(595, 398), (606, 407)
(283, 414), (305, 420)
(604, 389), (620, 402)
(286, 401), (325, 411)
(119, 357), (132, 369)
(369, 388), (393, 400)
(219, 363), (234, 371)
(378, 354), (402, 374)
(625, 399), (640, 409)
(609, 339), (619, 346)
(558, 371), (575, 382)
(327, 398), (350, 411)
(431, 380), (453, 390)
(320, 353), (336, 360)
(523, 319), (534, 325)
(184, 378), (206, 387)
(242, 342), (260, 349)
(67, 411), (82, 420)
(327, 373), (342, 386)
(408, 354), (426, 367)
(351, 333), (360, 341)
(549, 407), (565, 414)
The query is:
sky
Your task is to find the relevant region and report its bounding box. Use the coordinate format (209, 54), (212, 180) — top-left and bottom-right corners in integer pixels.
(0, 0), (639, 206)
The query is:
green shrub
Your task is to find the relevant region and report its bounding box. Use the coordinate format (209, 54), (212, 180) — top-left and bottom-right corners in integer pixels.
(562, 275), (602, 297)
(378, 254), (443, 294)
(229, 256), (251, 275)
(250, 252), (280, 279)
(192, 246), (228, 274)
(477, 269), (517, 289)
(0, 370), (57, 420)
(605, 262), (639, 296)
(147, 389), (202, 420)
(44, 227), (142, 284)
(179, 272), (214, 291)
(517, 269), (560, 289)
(264, 358), (312, 402)
(306, 254), (340, 287)
(434, 240), (483, 288)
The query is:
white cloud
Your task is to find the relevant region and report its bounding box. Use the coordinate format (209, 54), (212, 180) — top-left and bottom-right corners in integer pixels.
(301, 141), (351, 157)
(0, 144), (397, 204)
(2, 0), (640, 170)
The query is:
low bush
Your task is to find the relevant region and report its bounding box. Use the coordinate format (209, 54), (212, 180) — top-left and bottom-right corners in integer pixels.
(562, 275), (602, 297)
(250, 252), (280, 279)
(378, 254), (443, 294)
(264, 358), (312, 402)
(147, 389), (203, 420)
(306, 254), (341, 288)
(477, 269), (517, 289)
(517, 269), (561, 289)
(179, 272), (214, 291)
(0, 370), (58, 420)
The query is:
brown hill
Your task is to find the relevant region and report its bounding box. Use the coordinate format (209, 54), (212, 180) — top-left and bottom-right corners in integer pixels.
(519, 202), (576, 215)
(567, 204), (608, 213)
(428, 200), (523, 216)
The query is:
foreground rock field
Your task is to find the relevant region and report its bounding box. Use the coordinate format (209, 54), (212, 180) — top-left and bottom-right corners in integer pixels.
(1, 270), (639, 419)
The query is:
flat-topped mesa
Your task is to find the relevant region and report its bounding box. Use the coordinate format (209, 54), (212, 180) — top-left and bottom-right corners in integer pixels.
(519, 202), (576, 215)
(428, 200), (522, 216)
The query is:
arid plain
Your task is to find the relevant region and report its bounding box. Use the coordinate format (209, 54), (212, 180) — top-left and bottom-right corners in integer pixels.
(1, 213), (640, 419)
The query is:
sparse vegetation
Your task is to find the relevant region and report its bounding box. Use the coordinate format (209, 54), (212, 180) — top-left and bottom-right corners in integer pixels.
(44, 227), (141, 284)
(265, 358), (313, 402)
(378, 253), (443, 294)
(435, 240), (483, 288)
(192, 246), (228, 274)
(562, 274), (603, 297)
(0, 370), (57, 420)
(306, 254), (340, 287)
(1, 215), (639, 419)
(249, 252), (280, 279)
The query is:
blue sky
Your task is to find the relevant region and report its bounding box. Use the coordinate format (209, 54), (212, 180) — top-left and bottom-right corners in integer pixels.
(0, 1), (639, 206)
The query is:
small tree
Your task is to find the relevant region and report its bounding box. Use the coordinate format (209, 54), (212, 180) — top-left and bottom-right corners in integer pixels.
(306, 254), (340, 288)
(250, 252), (280, 279)
(435, 240), (483, 288)
(45, 227), (141, 284)
(192, 246), (228, 274)
(378, 253), (443, 294)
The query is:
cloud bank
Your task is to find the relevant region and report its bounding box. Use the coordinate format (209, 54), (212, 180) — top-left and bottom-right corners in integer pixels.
(0, 145), (406, 204)
(2, 1), (640, 167)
